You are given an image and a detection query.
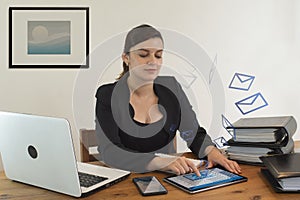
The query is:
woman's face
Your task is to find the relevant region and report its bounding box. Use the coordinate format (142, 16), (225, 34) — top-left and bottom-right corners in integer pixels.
(123, 37), (163, 82)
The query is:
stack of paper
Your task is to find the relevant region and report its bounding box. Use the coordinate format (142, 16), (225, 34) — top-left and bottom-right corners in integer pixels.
(225, 146), (271, 163)
(232, 128), (277, 142)
(278, 177), (300, 190)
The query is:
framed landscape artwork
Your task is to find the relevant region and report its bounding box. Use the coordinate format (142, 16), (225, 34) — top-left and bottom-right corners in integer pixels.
(9, 7), (89, 68)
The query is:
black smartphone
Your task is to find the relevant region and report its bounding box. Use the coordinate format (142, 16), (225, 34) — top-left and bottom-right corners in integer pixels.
(132, 176), (168, 196)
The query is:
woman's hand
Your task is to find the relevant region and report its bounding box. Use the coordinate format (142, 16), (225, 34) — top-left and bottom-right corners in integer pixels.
(148, 156), (200, 176)
(147, 147), (241, 176)
(161, 156), (201, 176)
(206, 146), (242, 174)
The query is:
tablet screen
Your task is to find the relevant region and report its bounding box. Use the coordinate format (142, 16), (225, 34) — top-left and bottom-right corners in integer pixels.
(163, 167), (247, 193)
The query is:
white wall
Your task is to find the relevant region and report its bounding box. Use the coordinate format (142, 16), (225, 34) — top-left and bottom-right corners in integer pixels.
(1, 0), (300, 171)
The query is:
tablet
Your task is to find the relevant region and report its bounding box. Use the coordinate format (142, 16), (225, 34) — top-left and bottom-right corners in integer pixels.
(163, 167), (247, 193)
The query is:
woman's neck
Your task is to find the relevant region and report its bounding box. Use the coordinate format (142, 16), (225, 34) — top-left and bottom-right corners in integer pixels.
(127, 76), (155, 97)
(127, 76), (162, 124)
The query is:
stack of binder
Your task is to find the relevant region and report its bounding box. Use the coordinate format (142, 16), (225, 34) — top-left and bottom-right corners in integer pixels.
(224, 116), (297, 165)
(260, 153), (300, 192)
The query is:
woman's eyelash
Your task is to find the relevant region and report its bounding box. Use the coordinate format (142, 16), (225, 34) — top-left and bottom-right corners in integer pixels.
(138, 53), (162, 58)
(139, 54), (148, 57)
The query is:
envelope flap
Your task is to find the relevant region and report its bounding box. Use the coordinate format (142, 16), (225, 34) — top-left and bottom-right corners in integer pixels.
(236, 73), (254, 83)
(222, 115), (234, 128)
(236, 93), (259, 105)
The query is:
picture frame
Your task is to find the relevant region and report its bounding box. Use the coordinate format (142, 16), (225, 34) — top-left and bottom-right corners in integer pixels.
(9, 7), (89, 68)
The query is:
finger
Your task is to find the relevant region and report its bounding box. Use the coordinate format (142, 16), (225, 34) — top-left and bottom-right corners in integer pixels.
(174, 162), (187, 175)
(222, 162), (233, 173)
(173, 157), (189, 174)
(172, 166), (181, 175)
(178, 158), (191, 174)
(231, 161), (241, 173)
(186, 160), (200, 176)
(168, 162), (183, 175)
(230, 161), (242, 174)
(223, 161), (240, 174)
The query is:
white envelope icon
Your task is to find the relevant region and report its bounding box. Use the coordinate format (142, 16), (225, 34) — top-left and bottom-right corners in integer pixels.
(229, 72), (255, 91)
(235, 92), (268, 115)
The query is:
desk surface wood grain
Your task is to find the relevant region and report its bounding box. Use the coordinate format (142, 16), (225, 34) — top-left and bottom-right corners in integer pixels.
(1, 142), (300, 200)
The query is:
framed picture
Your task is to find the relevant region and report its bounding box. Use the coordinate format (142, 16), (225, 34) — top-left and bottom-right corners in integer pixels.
(9, 7), (89, 68)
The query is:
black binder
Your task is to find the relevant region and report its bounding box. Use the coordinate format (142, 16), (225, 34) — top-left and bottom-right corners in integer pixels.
(260, 168), (300, 193)
(260, 153), (300, 179)
(227, 116), (296, 132)
(225, 139), (295, 166)
(226, 116), (296, 147)
(260, 153), (300, 192)
(224, 116), (296, 165)
(226, 128), (288, 148)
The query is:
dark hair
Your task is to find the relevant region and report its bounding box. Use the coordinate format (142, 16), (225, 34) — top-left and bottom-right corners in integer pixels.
(117, 24), (164, 79)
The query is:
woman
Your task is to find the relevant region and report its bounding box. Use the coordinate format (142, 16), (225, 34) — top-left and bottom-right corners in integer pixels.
(95, 24), (241, 176)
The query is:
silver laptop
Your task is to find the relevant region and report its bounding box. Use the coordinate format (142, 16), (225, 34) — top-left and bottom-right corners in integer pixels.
(0, 111), (130, 197)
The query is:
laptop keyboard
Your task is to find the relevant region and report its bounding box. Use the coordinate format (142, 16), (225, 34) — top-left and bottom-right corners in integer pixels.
(78, 172), (108, 188)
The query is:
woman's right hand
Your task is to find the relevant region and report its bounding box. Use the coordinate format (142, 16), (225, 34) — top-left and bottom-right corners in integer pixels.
(147, 156), (200, 176)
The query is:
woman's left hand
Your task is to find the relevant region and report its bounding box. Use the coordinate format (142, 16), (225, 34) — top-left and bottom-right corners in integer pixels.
(206, 146), (242, 174)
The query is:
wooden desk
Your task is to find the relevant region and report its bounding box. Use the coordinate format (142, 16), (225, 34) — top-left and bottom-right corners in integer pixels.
(1, 141), (300, 200)
(1, 164), (300, 200)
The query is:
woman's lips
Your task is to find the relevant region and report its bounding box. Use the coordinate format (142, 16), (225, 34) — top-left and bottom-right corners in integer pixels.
(144, 68), (157, 73)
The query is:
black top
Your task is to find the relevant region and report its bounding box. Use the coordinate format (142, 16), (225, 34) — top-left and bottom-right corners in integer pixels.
(95, 75), (214, 172)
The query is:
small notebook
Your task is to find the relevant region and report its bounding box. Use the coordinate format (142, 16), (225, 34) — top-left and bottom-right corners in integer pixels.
(163, 167), (247, 193)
